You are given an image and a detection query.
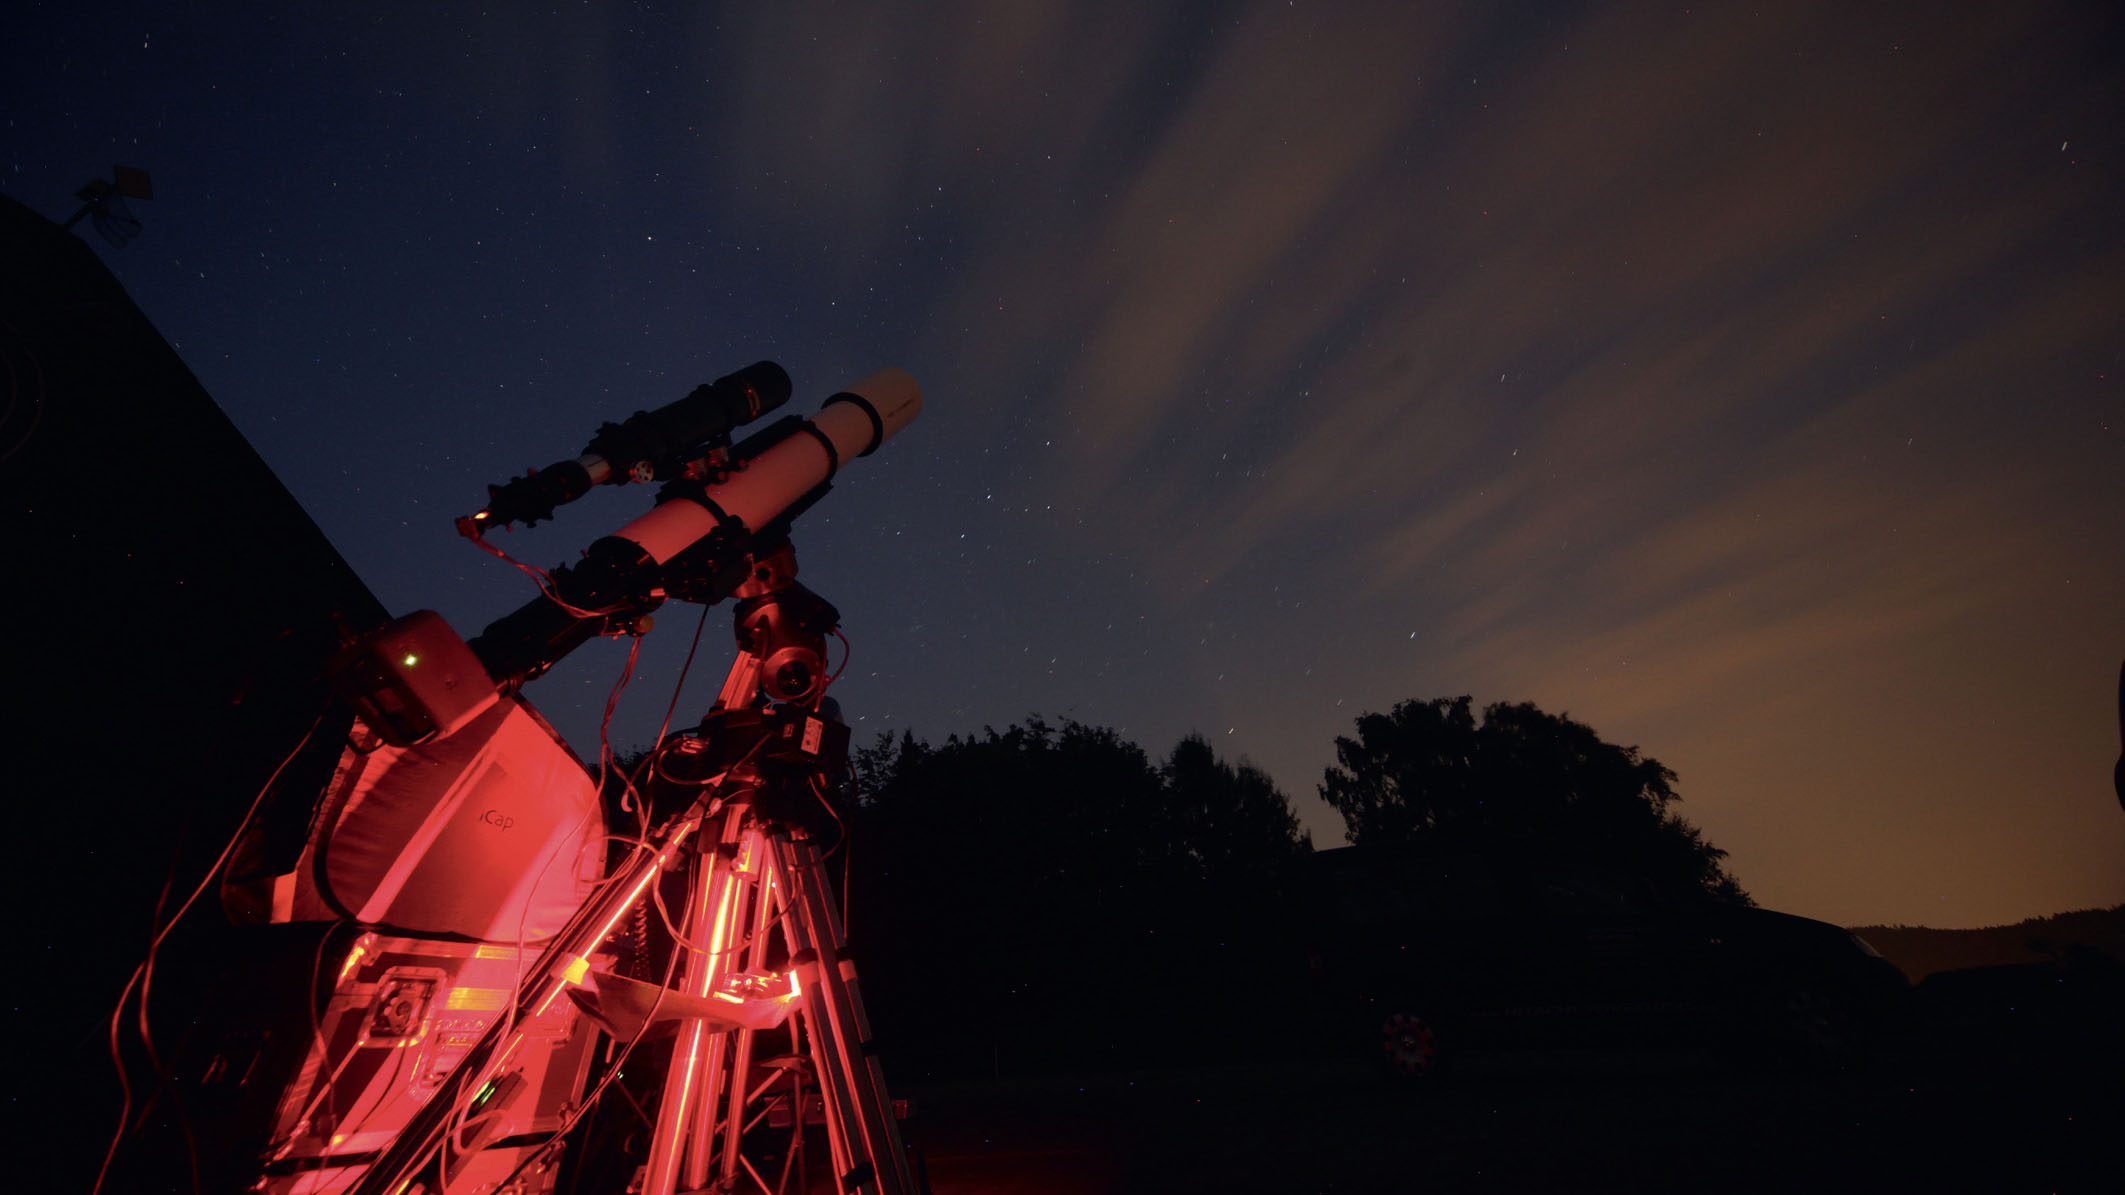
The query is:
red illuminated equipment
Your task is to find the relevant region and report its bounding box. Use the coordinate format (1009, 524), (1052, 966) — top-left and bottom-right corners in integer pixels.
(214, 365), (923, 1194)
(459, 360), (795, 534)
(254, 934), (604, 1192)
(334, 548), (915, 1195)
(464, 367), (921, 691)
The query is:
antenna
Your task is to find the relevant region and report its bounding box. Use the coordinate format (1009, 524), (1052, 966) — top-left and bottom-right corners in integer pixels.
(63, 166), (154, 247)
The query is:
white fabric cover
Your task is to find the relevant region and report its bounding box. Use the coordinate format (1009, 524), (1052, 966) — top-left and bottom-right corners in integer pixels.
(288, 698), (605, 942)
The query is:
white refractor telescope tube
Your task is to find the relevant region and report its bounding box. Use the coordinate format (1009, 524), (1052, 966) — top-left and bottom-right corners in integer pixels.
(616, 367), (921, 564)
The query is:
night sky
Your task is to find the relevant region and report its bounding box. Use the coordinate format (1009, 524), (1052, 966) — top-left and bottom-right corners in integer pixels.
(8, 2), (2120, 929)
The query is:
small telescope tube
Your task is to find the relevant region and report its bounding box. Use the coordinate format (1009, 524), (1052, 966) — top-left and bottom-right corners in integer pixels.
(617, 368), (921, 564)
(464, 362), (793, 533)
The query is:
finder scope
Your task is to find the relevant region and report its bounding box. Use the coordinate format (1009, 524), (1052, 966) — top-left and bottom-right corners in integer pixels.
(461, 360), (792, 533)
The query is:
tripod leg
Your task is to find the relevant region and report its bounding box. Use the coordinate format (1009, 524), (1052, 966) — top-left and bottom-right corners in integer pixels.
(769, 828), (915, 1195)
(641, 806), (753, 1195)
(716, 858), (784, 1190)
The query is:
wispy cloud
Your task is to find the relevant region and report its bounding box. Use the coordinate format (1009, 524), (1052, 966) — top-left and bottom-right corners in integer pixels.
(710, 0), (2121, 922)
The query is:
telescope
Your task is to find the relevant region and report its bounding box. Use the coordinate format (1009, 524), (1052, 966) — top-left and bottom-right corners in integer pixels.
(239, 363), (927, 1193)
(462, 365), (921, 692)
(335, 365), (917, 746)
(459, 360), (794, 534)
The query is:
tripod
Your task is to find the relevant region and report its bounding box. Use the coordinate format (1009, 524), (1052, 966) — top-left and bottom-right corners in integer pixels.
(346, 546), (916, 1195)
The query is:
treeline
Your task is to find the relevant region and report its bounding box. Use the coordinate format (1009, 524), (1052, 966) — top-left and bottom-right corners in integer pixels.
(815, 698), (1747, 1079)
(839, 719), (1316, 1079)
(606, 699), (1750, 1078)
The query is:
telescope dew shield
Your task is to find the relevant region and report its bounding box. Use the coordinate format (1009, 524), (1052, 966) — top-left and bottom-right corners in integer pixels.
(617, 367), (921, 563)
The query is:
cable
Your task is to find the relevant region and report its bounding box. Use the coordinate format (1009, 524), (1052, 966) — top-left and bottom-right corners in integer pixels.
(797, 628), (857, 923)
(0, 314), (49, 463)
(806, 773), (856, 930)
(485, 649), (677, 1110)
(474, 622), (659, 1159)
(654, 605), (713, 749)
(128, 822), (203, 1193)
(464, 531), (623, 621)
(607, 741), (664, 844)
(823, 628), (852, 691)
(261, 1023), (370, 1160)
(93, 704), (332, 1195)
(298, 1039), (414, 1188)
(648, 734), (774, 960)
(591, 633), (644, 813)
(650, 734), (713, 788)
(487, 900), (690, 1193)
(479, 797), (601, 1159)
(610, 604), (712, 842)
(414, 744), (752, 1187)
(455, 611), (826, 1186)
(256, 925), (364, 1163)
(361, 786), (726, 1182)
(808, 774), (850, 861)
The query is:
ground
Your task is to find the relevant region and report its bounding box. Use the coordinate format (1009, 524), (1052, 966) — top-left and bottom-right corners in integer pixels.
(892, 1036), (2116, 1193)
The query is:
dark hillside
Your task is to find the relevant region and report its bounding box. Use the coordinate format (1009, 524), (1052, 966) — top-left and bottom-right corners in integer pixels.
(1851, 905), (2124, 982)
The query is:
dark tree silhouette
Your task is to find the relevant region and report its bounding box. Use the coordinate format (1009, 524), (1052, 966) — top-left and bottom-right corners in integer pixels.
(847, 719), (1310, 930)
(1320, 696), (1749, 907)
(843, 718), (1313, 1075)
(1163, 732), (1313, 885)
